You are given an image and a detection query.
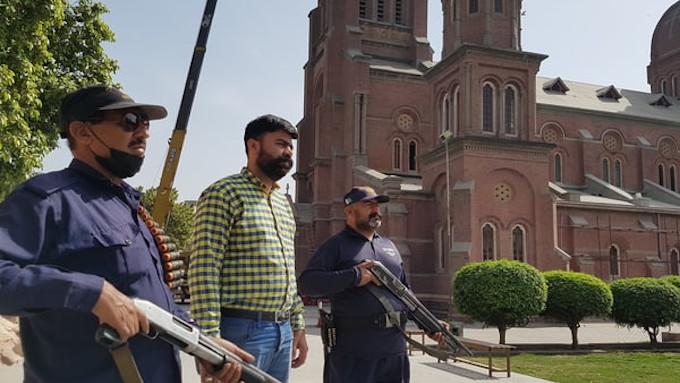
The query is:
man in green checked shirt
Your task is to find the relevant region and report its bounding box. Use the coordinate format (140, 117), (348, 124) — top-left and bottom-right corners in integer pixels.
(188, 114), (308, 383)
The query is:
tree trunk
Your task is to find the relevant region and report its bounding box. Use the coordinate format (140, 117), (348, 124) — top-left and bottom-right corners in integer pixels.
(498, 325), (508, 344)
(569, 323), (579, 349)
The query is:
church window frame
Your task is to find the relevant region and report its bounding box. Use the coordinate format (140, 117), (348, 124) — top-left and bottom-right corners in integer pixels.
(614, 158), (622, 187)
(392, 138), (402, 170)
(408, 140), (417, 171)
(512, 225), (526, 262)
(482, 82), (495, 133)
(494, 0), (503, 13)
(482, 223), (496, 261)
(602, 158), (610, 183)
(504, 85), (518, 135)
(609, 244), (620, 277)
(469, 0), (479, 14)
(671, 165), (677, 192)
(554, 153), (563, 183)
(671, 248), (680, 275)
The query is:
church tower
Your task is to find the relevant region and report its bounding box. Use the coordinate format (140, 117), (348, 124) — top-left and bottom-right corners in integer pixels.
(441, 0), (523, 58)
(295, 0), (434, 264)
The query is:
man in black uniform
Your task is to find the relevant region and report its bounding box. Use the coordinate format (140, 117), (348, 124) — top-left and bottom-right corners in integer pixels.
(298, 186), (412, 383)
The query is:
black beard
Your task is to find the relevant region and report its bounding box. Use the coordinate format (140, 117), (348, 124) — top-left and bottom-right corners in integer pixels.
(357, 212), (383, 232)
(258, 155), (293, 181)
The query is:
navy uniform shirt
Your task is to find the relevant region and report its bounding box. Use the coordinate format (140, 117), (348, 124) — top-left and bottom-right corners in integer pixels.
(298, 226), (408, 356)
(0, 160), (184, 383)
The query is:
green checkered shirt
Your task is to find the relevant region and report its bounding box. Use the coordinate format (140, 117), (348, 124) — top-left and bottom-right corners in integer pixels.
(188, 168), (304, 337)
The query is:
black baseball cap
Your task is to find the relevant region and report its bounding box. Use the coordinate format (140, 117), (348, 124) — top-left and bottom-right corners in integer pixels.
(59, 85), (168, 138)
(343, 186), (390, 206)
(244, 114), (298, 141)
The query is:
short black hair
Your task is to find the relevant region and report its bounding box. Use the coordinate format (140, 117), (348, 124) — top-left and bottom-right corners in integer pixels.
(244, 114), (298, 142)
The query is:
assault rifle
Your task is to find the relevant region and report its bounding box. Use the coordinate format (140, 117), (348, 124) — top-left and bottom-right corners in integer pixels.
(367, 262), (473, 357)
(95, 299), (281, 383)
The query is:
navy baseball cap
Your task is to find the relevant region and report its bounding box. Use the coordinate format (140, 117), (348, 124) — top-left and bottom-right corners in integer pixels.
(59, 85), (167, 138)
(343, 186), (390, 206)
(244, 114), (298, 141)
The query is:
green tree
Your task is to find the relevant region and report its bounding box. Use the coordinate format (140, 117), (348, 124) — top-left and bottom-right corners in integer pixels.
(139, 187), (195, 250)
(542, 270), (613, 348)
(610, 277), (680, 344)
(0, 0), (117, 199)
(660, 275), (680, 290)
(453, 259), (547, 344)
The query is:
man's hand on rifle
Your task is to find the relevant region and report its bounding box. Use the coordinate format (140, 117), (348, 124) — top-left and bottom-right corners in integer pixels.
(198, 337), (254, 383)
(92, 280), (150, 343)
(427, 320), (450, 347)
(357, 260), (380, 287)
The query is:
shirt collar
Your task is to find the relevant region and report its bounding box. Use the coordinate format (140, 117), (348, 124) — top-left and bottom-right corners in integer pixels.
(68, 159), (141, 201)
(240, 167), (280, 193)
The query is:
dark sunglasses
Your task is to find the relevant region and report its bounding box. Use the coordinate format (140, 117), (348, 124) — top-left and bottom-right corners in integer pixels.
(87, 112), (150, 132)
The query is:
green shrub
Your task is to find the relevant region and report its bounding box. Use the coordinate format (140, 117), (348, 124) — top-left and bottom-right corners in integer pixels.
(542, 270), (612, 348)
(610, 277), (680, 344)
(453, 259), (547, 344)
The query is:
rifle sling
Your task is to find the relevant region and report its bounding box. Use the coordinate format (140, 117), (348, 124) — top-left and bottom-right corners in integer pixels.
(110, 343), (145, 383)
(366, 284), (453, 360)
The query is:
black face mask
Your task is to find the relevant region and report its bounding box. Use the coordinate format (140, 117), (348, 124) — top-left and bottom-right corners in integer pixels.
(95, 148), (144, 179)
(89, 128), (144, 179)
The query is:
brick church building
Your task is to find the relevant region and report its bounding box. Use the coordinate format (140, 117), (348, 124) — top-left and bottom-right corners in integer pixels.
(292, 0), (680, 312)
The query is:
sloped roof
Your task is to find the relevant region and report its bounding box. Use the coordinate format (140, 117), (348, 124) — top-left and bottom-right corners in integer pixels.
(536, 76), (680, 124)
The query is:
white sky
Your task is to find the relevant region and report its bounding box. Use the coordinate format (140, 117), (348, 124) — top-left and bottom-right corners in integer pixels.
(40, 0), (678, 201)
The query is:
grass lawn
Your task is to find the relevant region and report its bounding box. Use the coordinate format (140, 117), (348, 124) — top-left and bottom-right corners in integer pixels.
(509, 352), (680, 383)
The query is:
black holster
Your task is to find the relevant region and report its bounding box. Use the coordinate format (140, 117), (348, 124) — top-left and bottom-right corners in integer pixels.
(318, 308), (336, 354)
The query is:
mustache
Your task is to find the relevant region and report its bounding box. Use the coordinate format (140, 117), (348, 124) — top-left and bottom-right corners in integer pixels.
(277, 156), (293, 167)
(128, 139), (146, 148)
(369, 212), (383, 220)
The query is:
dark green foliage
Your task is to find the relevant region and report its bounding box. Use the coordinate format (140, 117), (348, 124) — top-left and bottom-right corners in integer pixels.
(0, 0), (118, 199)
(660, 275), (680, 290)
(452, 259), (547, 343)
(542, 270), (613, 347)
(610, 277), (680, 344)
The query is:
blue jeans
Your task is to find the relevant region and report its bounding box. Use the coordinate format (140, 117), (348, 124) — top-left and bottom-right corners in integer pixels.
(220, 317), (293, 382)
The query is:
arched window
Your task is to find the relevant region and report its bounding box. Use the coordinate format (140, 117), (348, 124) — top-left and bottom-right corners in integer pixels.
(504, 86), (517, 135)
(408, 140), (417, 171)
(482, 83), (494, 132)
(441, 93), (451, 134)
(673, 76), (679, 98)
(614, 159), (622, 187)
(482, 223), (495, 260)
(671, 165), (677, 192)
(469, 0), (479, 13)
(453, 87), (461, 136)
(659, 164), (665, 187)
(661, 79), (668, 95)
(554, 153), (563, 183)
(670, 249), (679, 275)
(602, 158), (610, 183)
(393, 139), (402, 170)
(494, 0), (503, 13)
(609, 245), (620, 277)
(512, 225), (526, 262)
(438, 226), (445, 270)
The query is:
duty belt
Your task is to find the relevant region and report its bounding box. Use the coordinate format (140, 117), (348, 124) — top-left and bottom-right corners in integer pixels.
(334, 312), (408, 330)
(221, 308), (290, 323)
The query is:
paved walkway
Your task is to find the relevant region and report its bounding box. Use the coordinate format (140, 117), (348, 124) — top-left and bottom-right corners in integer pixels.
(1, 308), (673, 383)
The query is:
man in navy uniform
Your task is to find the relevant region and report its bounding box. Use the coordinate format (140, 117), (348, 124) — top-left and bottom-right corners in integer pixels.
(298, 186), (415, 383)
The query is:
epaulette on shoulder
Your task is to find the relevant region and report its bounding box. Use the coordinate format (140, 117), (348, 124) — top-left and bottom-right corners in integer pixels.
(23, 170), (78, 198)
